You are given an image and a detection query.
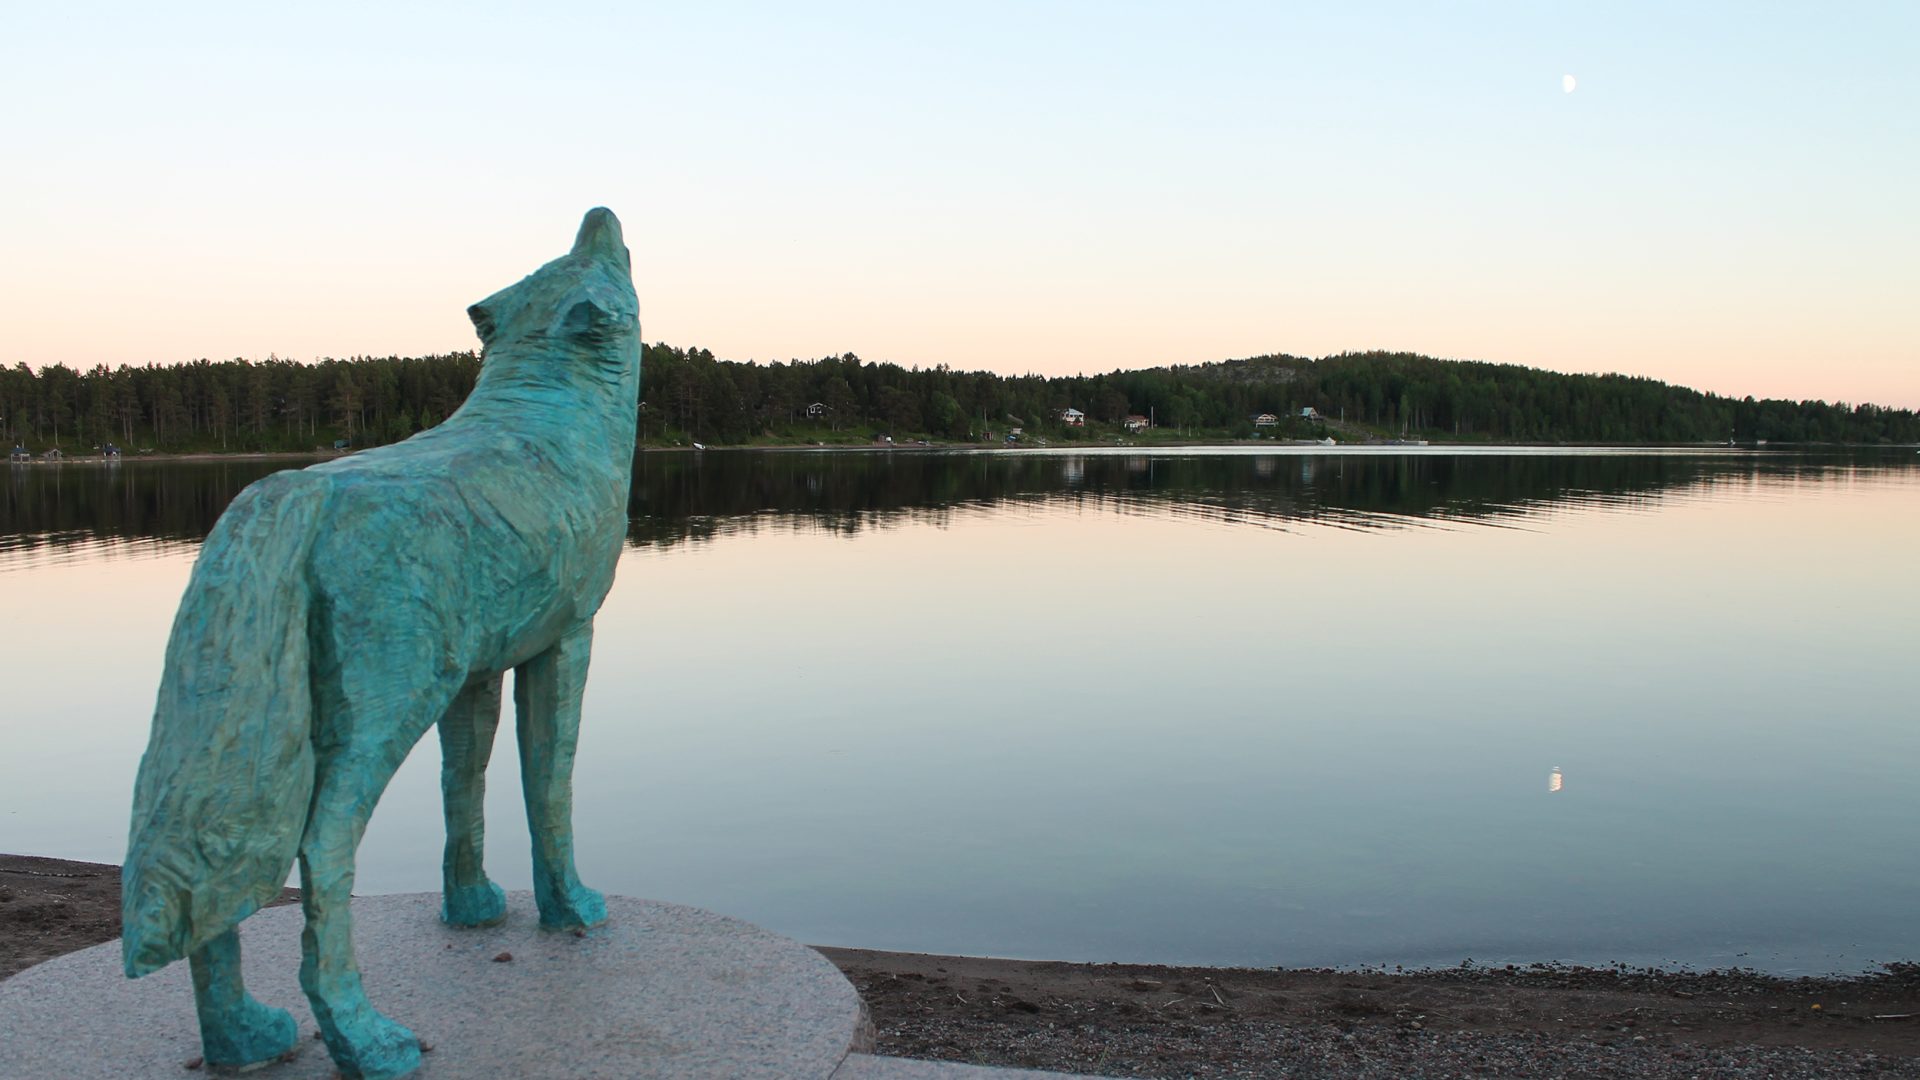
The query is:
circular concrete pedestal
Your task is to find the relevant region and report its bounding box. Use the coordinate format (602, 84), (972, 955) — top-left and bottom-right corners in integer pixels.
(0, 893), (865, 1079)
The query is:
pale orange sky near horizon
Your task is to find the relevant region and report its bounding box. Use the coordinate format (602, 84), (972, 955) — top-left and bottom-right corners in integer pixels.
(2, 4), (1914, 408)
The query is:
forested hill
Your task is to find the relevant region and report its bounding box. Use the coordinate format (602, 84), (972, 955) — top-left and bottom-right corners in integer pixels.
(3, 346), (1914, 455)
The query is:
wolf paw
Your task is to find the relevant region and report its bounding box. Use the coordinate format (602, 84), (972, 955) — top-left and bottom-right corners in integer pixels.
(320, 1010), (420, 1080)
(200, 997), (300, 1068)
(536, 882), (606, 931)
(440, 879), (507, 927)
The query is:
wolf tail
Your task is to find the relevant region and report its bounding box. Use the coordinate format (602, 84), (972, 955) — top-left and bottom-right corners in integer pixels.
(122, 470), (329, 977)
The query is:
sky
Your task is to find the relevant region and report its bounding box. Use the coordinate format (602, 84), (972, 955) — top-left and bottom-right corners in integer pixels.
(2, 2), (1915, 406)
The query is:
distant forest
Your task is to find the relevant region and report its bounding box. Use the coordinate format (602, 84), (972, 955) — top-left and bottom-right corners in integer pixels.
(3, 346), (1915, 454)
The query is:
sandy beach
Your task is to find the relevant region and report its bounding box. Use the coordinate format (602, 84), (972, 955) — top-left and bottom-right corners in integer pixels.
(4, 853), (1915, 1078)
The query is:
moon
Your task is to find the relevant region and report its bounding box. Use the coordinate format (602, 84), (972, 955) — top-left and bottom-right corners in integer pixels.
(1563, 74), (1577, 94)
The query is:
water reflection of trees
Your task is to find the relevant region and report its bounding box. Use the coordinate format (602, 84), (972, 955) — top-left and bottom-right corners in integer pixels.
(622, 449), (1911, 550)
(2, 450), (1910, 568)
(1, 460), (290, 566)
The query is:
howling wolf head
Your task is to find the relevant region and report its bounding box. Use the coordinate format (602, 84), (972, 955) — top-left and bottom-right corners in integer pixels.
(466, 208), (640, 387)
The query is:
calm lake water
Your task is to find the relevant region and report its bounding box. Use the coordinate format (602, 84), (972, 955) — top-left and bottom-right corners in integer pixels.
(3, 448), (1916, 975)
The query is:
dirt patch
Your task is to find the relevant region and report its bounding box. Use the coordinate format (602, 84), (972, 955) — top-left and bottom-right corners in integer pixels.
(1, 854), (295, 981)
(0, 855), (126, 980)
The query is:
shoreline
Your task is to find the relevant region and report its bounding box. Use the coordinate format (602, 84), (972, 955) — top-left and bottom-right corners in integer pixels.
(7, 449), (346, 465)
(7, 440), (1912, 466)
(5, 854), (1916, 1078)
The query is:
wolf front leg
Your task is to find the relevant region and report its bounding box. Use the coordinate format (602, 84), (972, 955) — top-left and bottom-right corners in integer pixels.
(515, 621), (607, 930)
(438, 671), (507, 927)
(188, 927), (300, 1068)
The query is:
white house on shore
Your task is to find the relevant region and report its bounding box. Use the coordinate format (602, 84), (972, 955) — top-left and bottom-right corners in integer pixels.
(1123, 414), (1151, 433)
(1059, 407), (1085, 427)
(1252, 413), (1279, 428)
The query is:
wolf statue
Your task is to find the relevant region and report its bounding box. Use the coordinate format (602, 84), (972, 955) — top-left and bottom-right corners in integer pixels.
(122, 208), (641, 1080)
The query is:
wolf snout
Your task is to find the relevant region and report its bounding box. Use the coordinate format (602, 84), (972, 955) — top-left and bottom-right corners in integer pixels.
(572, 207), (626, 263)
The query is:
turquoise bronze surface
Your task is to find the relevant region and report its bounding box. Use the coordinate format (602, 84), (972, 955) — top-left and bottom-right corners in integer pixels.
(122, 209), (641, 1079)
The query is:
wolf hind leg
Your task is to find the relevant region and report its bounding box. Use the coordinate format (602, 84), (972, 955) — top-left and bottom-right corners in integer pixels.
(438, 671), (507, 927)
(516, 622), (605, 930)
(299, 672), (459, 1080)
(298, 837), (420, 1080)
(189, 927), (300, 1068)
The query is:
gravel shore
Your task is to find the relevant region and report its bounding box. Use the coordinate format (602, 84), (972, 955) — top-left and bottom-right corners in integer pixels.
(7, 854), (1916, 1078)
(827, 946), (1920, 1078)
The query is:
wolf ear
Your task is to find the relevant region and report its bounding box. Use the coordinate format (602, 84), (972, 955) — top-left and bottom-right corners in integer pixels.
(558, 298), (615, 344)
(467, 303), (496, 344)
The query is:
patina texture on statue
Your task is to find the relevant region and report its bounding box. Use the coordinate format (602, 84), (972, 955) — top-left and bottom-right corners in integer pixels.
(121, 209), (641, 1080)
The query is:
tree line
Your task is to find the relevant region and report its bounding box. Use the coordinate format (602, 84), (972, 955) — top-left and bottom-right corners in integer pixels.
(0, 354), (481, 454)
(3, 346), (1915, 454)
